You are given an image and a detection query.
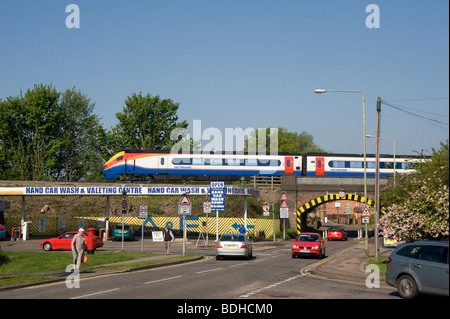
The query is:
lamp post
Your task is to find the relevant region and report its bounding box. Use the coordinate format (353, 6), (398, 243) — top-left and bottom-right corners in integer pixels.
(314, 89), (369, 257)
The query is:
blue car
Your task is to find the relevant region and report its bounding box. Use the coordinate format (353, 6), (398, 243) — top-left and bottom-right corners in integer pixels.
(385, 240), (449, 298)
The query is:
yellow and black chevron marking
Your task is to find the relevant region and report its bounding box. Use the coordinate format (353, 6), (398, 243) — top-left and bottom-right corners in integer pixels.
(296, 193), (382, 234)
(5, 216), (280, 239)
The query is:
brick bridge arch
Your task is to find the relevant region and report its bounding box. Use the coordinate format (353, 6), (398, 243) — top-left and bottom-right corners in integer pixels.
(296, 193), (379, 233)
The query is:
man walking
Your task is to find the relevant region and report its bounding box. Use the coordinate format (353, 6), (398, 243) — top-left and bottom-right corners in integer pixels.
(71, 228), (86, 269)
(163, 226), (175, 254)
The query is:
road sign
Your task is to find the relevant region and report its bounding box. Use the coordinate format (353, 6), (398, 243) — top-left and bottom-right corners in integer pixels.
(280, 193), (288, 201)
(203, 202), (211, 214)
(262, 204), (270, 212)
(280, 200), (289, 218)
(362, 217), (370, 224)
(210, 181), (225, 211)
(280, 200), (288, 208)
(139, 205), (148, 219)
(178, 194), (192, 215)
(361, 206), (372, 217)
(338, 190), (346, 198)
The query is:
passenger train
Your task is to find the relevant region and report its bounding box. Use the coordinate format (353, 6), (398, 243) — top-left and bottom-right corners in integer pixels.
(102, 150), (420, 181)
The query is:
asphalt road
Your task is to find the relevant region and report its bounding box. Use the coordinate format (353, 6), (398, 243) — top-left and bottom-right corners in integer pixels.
(0, 239), (398, 300)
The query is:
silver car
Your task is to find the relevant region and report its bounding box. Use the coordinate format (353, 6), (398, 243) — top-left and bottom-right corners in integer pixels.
(385, 240), (449, 298)
(216, 233), (253, 260)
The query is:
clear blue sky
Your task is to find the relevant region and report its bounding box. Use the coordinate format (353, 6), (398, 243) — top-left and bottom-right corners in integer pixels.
(1, 0), (448, 155)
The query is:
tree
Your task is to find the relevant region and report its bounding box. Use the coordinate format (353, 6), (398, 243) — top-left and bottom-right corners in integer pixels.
(244, 127), (325, 154)
(380, 140), (449, 241)
(111, 93), (188, 151)
(57, 87), (104, 181)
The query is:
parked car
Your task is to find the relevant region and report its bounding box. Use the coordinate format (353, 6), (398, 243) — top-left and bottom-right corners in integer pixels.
(292, 232), (325, 258)
(327, 228), (347, 241)
(216, 233), (253, 260)
(41, 231), (103, 251)
(112, 224), (135, 241)
(385, 240), (449, 299)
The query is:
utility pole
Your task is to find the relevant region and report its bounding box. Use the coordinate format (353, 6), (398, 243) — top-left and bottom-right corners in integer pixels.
(374, 97), (381, 263)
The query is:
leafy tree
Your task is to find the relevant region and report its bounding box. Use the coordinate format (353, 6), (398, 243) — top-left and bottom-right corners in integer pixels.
(380, 140), (449, 241)
(111, 93), (188, 151)
(244, 127), (325, 154)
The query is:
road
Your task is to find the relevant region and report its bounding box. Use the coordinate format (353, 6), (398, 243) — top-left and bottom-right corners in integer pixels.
(0, 239), (397, 300)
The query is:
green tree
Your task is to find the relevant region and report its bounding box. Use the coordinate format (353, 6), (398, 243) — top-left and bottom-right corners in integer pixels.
(57, 87), (105, 181)
(244, 127), (325, 153)
(380, 140), (449, 241)
(111, 92), (188, 150)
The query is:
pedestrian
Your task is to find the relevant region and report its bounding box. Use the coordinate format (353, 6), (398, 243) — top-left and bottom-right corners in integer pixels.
(238, 224), (246, 235)
(71, 228), (86, 269)
(163, 226), (175, 254)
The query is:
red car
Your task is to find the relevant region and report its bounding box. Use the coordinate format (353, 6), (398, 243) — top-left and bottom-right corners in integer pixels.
(327, 228), (348, 241)
(292, 232), (325, 258)
(41, 231), (103, 251)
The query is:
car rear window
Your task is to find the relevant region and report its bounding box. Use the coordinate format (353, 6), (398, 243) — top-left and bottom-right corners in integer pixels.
(220, 235), (245, 242)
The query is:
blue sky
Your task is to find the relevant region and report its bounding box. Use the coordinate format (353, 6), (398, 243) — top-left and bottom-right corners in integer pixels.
(1, 0), (448, 155)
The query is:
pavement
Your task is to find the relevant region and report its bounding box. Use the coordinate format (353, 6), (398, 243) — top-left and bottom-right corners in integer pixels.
(0, 236), (394, 292)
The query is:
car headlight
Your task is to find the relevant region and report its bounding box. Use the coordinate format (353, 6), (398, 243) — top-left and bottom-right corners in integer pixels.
(314, 245), (319, 249)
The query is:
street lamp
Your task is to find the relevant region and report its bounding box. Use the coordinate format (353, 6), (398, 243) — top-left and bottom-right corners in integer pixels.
(314, 88), (369, 257)
(366, 135), (396, 186)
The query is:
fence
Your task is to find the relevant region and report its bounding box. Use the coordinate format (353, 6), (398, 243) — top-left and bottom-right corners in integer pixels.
(3, 216), (280, 239)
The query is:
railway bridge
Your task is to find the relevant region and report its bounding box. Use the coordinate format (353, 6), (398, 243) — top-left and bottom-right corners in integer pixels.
(280, 174), (388, 232)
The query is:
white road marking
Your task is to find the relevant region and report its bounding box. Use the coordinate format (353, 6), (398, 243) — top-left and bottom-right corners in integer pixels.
(238, 274), (304, 298)
(144, 275), (183, 284)
(71, 288), (120, 299)
(196, 267), (223, 274)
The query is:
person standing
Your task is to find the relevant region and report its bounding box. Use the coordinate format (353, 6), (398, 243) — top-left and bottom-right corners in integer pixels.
(71, 228), (86, 269)
(238, 224), (246, 235)
(163, 226), (175, 254)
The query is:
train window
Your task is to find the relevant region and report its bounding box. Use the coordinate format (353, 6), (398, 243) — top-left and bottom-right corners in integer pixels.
(257, 159), (281, 166)
(366, 162), (376, 169)
(226, 159), (243, 166)
(160, 158), (164, 165)
(316, 160), (321, 168)
(192, 158), (205, 165)
(329, 161), (345, 168)
(209, 158), (223, 166)
(245, 159), (258, 166)
(349, 161), (363, 168)
(172, 158), (192, 165)
(116, 156), (123, 162)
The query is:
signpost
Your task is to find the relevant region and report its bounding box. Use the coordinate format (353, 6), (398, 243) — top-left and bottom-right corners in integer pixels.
(139, 205), (148, 252)
(178, 193), (191, 256)
(280, 193), (289, 239)
(202, 202), (211, 247)
(210, 182), (225, 242)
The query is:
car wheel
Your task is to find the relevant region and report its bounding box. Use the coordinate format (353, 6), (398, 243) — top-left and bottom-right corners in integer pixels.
(43, 242), (52, 251)
(397, 275), (419, 299)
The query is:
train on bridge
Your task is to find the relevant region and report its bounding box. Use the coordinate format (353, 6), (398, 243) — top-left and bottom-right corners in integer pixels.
(102, 150), (421, 181)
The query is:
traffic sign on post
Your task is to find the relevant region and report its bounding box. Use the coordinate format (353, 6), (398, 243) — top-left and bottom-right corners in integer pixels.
(139, 205), (148, 219)
(203, 202), (211, 214)
(361, 206), (372, 217)
(178, 194), (192, 215)
(210, 181), (225, 211)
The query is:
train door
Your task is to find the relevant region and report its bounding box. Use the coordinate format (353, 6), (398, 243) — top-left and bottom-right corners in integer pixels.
(158, 156), (168, 173)
(125, 158), (135, 174)
(285, 157), (294, 174)
(316, 157), (325, 176)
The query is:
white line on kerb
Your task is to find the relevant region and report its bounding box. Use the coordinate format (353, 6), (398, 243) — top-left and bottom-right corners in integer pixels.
(71, 288), (120, 299)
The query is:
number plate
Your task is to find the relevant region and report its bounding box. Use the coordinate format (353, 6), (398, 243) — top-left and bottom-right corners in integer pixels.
(226, 245), (237, 248)
(300, 249), (310, 253)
